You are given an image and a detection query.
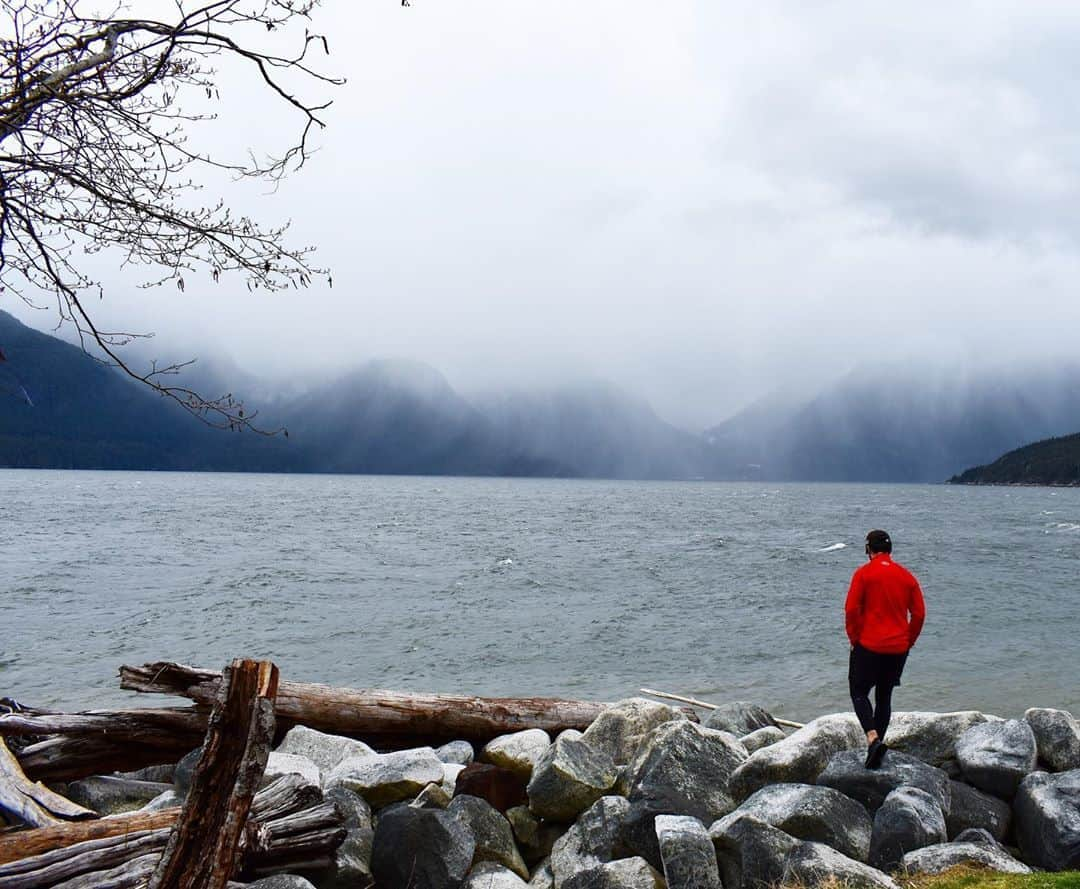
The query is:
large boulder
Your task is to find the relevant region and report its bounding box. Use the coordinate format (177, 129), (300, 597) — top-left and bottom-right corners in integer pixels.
(562, 858), (665, 889)
(264, 752), (322, 788)
(728, 714), (864, 802)
(817, 750), (951, 817)
(456, 763), (529, 813)
(620, 721), (748, 866)
(328, 748), (445, 808)
(705, 702), (780, 738)
(955, 719), (1037, 799)
(527, 735), (618, 822)
(482, 730), (552, 779)
(311, 826), (374, 889)
(712, 782), (871, 862)
(868, 786), (947, 872)
(654, 814), (721, 889)
(326, 786), (373, 830)
(581, 698), (685, 766)
(1025, 708), (1080, 773)
(463, 862), (530, 889)
(448, 794), (530, 879)
(782, 842), (899, 889)
(65, 776), (172, 815)
(549, 796), (630, 889)
(740, 726), (786, 754)
(370, 803), (476, 889)
(709, 814), (800, 889)
(901, 833), (1031, 875)
(884, 711), (988, 767)
(944, 779), (1011, 842)
(1013, 769), (1080, 871)
(437, 741), (476, 766)
(276, 725), (375, 776)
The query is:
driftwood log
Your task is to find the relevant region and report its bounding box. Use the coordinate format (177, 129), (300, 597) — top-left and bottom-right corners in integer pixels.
(121, 661), (610, 746)
(149, 658), (278, 889)
(0, 738), (95, 828)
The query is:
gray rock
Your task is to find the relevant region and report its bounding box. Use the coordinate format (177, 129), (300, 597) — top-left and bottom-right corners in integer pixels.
(327, 747), (445, 808)
(437, 740), (476, 766)
(449, 794), (530, 879)
(141, 790), (182, 812)
(463, 861), (530, 889)
(655, 814), (721, 889)
(709, 814), (800, 889)
(868, 786), (947, 872)
(581, 698), (684, 766)
(816, 750), (951, 817)
(1013, 768), (1080, 871)
(528, 859), (555, 889)
(264, 752), (322, 788)
(483, 730), (552, 779)
(276, 725), (375, 776)
(712, 782), (872, 862)
(442, 762), (466, 794)
(783, 842), (899, 889)
(527, 735), (618, 822)
(945, 779), (1010, 842)
(883, 711), (989, 768)
(739, 726), (786, 754)
(115, 763), (176, 783)
(901, 839), (1031, 875)
(620, 721), (748, 867)
(954, 827), (1000, 845)
(173, 746), (203, 796)
(414, 782), (453, 809)
(248, 878), (318, 889)
(507, 806), (562, 866)
(325, 786), (373, 831)
(371, 803), (476, 889)
(65, 776), (173, 815)
(310, 826), (374, 889)
(1025, 708), (1080, 773)
(562, 858), (665, 889)
(705, 702), (780, 738)
(728, 713), (864, 802)
(549, 796), (630, 889)
(956, 719), (1038, 799)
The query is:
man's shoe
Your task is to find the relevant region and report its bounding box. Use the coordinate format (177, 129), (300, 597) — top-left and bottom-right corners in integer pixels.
(865, 739), (888, 770)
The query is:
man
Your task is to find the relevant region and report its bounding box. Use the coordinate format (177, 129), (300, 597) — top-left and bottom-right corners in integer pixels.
(845, 529), (926, 769)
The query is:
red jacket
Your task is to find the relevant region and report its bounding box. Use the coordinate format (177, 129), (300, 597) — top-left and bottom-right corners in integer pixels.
(845, 553), (926, 654)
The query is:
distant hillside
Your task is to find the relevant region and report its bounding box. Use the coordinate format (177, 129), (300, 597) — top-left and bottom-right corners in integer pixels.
(949, 433), (1080, 486)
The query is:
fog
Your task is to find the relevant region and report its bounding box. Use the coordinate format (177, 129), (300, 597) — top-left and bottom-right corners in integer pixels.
(10, 0), (1080, 429)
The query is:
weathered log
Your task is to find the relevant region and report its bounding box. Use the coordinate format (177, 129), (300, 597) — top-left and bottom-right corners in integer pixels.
(18, 734), (198, 784)
(121, 661), (610, 746)
(149, 659), (278, 889)
(0, 829), (168, 888)
(0, 738), (95, 828)
(47, 851), (160, 889)
(0, 708), (207, 743)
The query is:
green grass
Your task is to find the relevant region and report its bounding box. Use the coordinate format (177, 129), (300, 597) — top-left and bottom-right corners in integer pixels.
(898, 868), (1080, 889)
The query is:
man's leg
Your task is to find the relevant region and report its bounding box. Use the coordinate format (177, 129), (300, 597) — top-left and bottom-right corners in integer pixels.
(848, 646), (876, 738)
(872, 681), (894, 740)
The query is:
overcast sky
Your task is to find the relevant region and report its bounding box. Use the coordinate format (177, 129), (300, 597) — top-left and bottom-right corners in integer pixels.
(11, 0), (1080, 427)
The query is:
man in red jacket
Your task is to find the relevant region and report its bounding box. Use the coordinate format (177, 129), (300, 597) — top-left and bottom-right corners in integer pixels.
(845, 529), (926, 769)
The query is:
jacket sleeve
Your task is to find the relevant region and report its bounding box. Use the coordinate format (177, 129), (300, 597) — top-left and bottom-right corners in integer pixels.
(907, 576), (926, 648)
(844, 570), (864, 647)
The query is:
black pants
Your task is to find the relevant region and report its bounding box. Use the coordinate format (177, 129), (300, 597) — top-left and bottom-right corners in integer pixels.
(848, 644), (908, 739)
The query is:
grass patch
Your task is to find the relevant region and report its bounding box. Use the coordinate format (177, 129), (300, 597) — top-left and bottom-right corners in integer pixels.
(898, 867), (1080, 889)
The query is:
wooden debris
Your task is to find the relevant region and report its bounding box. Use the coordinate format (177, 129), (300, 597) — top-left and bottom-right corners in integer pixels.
(0, 737), (95, 829)
(638, 687), (805, 729)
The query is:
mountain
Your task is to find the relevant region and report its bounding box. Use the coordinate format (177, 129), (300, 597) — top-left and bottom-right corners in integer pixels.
(703, 364), (1080, 482)
(949, 433), (1080, 486)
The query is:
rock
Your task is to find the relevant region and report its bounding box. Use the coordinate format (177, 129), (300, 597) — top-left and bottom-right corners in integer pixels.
(325, 786), (373, 831)
(558, 730), (584, 743)
(449, 794), (530, 879)
(115, 763), (176, 783)
(141, 790), (182, 812)
(327, 747), (445, 808)
(457, 762), (529, 813)
(507, 806), (562, 866)
(1013, 768), (1080, 871)
(901, 839), (1031, 875)
(529, 859), (555, 889)
(248, 877), (317, 889)
(1025, 708), (1080, 773)
(620, 720), (748, 867)
(414, 782), (453, 809)
(740, 726), (786, 754)
(549, 796), (630, 889)
(463, 861), (530, 889)
(437, 740), (476, 766)
(581, 698), (684, 766)
(868, 786), (947, 872)
(65, 776), (172, 815)
(562, 858), (665, 889)
(709, 814), (801, 889)
(705, 702), (780, 738)
(816, 750), (951, 817)
(728, 713), (864, 802)
(655, 814), (721, 889)
(276, 725), (375, 776)
(956, 719), (1037, 799)
(527, 735), (618, 822)
(311, 826), (374, 889)
(173, 746), (203, 796)
(264, 752), (322, 788)
(371, 803), (476, 889)
(783, 842), (899, 889)
(884, 711), (989, 767)
(945, 779), (1010, 842)
(443, 762), (466, 794)
(483, 730), (552, 779)
(712, 782), (872, 862)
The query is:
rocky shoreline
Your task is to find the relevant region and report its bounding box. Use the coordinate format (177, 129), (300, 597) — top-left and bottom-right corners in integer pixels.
(8, 694), (1079, 889)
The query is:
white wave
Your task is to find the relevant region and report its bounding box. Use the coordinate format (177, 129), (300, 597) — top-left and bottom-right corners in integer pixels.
(1052, 522), (1080, 531)
(818, 543), (847, 553)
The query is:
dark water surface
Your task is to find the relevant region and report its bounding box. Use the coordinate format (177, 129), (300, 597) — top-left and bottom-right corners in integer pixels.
(3, 471), (1078, 721)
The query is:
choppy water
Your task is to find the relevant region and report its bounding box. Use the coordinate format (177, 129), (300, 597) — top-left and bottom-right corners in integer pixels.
(2, 470), (1078, 722)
